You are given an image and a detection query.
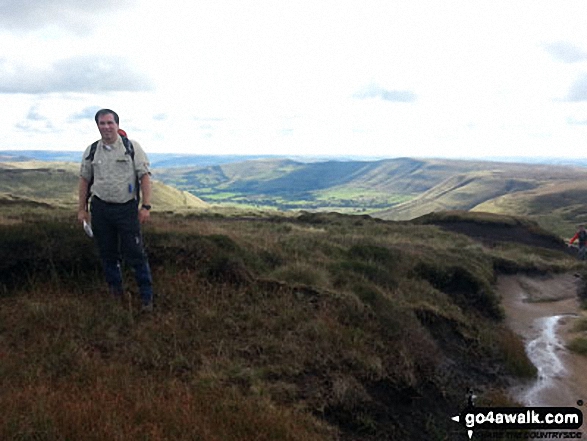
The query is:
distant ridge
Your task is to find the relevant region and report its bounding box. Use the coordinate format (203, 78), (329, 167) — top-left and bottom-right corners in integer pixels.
(0, 161), (207, 210)
(4, 150), (587, 169)
(3, 152), (587, 234)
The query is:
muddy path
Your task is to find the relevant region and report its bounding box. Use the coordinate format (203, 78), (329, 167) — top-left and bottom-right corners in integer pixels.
(498, 273), (587, 409)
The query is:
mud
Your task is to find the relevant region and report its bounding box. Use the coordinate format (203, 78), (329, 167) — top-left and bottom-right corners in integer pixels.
(499, 273), (587, 432)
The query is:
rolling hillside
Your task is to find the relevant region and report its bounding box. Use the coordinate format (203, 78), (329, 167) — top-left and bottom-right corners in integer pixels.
(157, 157), (587, 226)
(472, 180), (587, 236)
(0, 161), (208, 210)
(3, 152), (587, 237)
(155, 157), (504, 211)
(372, 164), (587, 237)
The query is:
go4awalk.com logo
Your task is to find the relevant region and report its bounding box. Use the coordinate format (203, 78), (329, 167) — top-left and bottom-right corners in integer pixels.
(451, 406), (583, 439)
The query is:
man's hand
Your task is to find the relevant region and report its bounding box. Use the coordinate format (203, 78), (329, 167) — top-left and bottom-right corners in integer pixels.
(78, 209), (89, 224)
(139, 207), (150, 224)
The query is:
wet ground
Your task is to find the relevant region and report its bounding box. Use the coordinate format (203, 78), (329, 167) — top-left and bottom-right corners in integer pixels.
(499, 273), (587, 434)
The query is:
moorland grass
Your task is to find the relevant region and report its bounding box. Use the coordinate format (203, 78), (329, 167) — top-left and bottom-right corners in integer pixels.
(0, 208), (576, 440)
(567, 337), (587, 356)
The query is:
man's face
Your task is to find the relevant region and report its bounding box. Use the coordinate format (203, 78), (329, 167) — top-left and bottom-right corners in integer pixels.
(97, 113), (119, 144)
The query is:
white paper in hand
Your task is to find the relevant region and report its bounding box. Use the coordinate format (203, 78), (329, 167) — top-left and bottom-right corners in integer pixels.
(83, 220), (94, 238)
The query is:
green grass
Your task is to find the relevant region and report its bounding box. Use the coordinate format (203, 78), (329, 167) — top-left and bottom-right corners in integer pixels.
(572, 316), (587, 332)
(0, 165), (208, 211)
(199, 192), (242, 200)
(567, 337), (587, 356)
(568, 315), (587, 356)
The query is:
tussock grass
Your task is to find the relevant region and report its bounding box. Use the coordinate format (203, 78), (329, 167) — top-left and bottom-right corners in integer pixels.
(567, 337), (587, 356)
(0, 209), (569, 440)
(486, 327), (538, 378)
(0, 373), (330, 441)
(568, 314), (587, 356)
(572, 316), (587, 332)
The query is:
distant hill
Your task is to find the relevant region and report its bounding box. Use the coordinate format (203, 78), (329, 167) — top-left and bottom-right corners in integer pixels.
(0, 161), (207, 210)
(471, 180), (587, 236)
(156, 157), (587, 222)
(372, 161), (587, 237)
(0, 150), (302, 168)
(3, 152), (587, 236)
(155, 157), (491, 211)
(4, 150), (587, 169)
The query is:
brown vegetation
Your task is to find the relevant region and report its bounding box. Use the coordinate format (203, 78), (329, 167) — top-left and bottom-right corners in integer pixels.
(0, 208), (578, 440)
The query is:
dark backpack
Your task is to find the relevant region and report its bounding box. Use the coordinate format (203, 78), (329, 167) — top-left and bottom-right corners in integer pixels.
(84, 136), (140, 209)
(579, 230), (587, 246)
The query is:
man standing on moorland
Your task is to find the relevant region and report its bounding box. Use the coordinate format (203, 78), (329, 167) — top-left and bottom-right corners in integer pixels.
(77, 109), (154, 311)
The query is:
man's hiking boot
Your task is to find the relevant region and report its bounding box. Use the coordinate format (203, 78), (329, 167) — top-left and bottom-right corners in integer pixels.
(141, 302), (154, 313)
(109, 284), (124, 300)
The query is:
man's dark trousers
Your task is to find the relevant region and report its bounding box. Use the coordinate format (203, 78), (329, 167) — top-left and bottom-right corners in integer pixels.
(90, 197), (153, 305)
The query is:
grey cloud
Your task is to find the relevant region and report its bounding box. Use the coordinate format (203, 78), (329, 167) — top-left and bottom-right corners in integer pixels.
(26, 106), (47, 121)
(354, 84), (416, 102)
(0, 0), (136, 33)
(543, 41), (587, 63)
(15, 105), (54, 133)
(0, 56), (153, 94)
(566, 73), (587, 101)
(68, 106), (103, 122)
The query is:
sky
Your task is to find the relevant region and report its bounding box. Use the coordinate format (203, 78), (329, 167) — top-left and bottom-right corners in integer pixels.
(2, 1), (587, 159)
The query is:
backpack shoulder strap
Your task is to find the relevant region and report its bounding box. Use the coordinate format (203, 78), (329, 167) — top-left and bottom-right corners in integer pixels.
(84, 141), (99, 210)
(121, 136), (140, 203)
(121, 136), (135, 160)
(85, 140), (100, 161)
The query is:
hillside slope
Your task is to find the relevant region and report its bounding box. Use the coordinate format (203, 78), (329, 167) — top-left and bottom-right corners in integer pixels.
(375, 164), (587, 227)
(0, 209), (580, 440)
(4, 155), (587, 233)
(157, 157), (587, 217)
(412, 211), (570, 255)
(376, 172), (538, 220)
(0, 162), (208, 210)
(472, 180), (587, 236)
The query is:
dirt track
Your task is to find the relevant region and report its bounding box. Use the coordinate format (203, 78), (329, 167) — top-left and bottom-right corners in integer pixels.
(499, 273), (587, 421)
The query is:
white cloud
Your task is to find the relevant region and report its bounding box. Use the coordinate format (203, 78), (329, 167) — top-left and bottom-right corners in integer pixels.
(3, 1), (587, 158)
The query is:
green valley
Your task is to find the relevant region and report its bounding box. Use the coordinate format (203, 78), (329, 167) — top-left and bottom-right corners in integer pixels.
(3, 152), (587, 237)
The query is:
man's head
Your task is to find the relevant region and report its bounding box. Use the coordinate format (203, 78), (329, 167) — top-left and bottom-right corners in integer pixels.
(95, 109), (119, 125)
(579, 224), (585, 231)
(95, 109), (120, 145)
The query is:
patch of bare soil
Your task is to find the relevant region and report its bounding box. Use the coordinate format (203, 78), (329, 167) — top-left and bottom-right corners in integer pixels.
(429, 217), (571, 253)
(499, 273), (587, 433)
